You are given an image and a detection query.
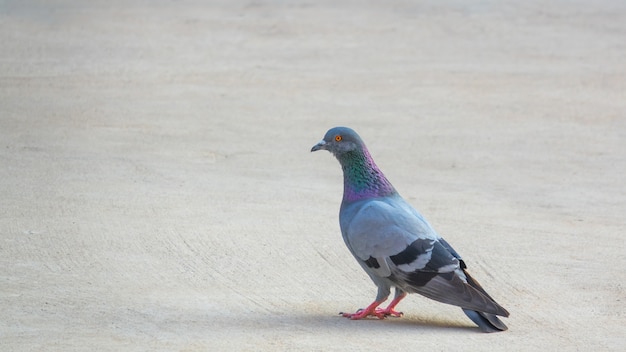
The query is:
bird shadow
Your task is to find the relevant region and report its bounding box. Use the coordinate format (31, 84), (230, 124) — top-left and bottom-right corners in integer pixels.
(267, 310), (481, 334)
(374, 314), (477, 332)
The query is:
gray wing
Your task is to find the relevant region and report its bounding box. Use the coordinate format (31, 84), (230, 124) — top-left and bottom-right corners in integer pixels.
(344, 198), (508, 316)
(345, 198), (459, 277)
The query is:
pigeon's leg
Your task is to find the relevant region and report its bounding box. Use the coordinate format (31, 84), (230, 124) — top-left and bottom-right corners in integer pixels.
(375, 288), (406, 317)
(341, 283), (391, 320)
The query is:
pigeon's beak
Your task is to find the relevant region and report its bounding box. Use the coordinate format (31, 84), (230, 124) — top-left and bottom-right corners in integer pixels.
(311, 140), (327, 152)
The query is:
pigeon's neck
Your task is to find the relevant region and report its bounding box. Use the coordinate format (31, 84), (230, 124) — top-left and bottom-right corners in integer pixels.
(338, 148), (396, 203)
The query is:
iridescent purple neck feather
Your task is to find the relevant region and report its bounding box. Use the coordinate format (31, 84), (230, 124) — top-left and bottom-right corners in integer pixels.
(335, 146), (397, 203)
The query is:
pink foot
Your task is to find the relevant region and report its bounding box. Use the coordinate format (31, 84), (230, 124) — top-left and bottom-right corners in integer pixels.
(376, 292), (406, 318)
(374, 307), (403, 318)
(340, 300), (385, 320)
(340, 300), (404, 320)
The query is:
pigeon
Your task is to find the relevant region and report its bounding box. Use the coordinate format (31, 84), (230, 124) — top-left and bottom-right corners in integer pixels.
(311, 126), (509, 332)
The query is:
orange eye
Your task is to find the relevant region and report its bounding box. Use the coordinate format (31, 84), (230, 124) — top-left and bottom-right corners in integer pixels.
(335, 135), (342, 142)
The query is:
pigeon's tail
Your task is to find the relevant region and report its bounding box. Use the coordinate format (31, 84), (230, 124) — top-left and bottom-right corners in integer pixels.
(462, 269), (509, 332)
(462, 309), (508, 333)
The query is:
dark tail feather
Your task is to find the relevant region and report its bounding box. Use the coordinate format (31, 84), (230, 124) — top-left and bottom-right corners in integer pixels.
(463, 269), (510, 317)
(463, 309), (508, 333)
(461, 269), (509, 332)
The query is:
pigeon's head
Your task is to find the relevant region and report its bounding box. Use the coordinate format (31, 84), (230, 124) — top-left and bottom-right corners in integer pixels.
(311, 127), (364, 156)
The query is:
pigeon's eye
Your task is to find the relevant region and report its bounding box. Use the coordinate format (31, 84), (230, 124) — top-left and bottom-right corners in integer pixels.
(335, 135), (342, 142)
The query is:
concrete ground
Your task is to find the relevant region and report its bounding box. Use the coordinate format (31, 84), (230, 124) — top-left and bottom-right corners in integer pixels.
(1, 0), (625, 350)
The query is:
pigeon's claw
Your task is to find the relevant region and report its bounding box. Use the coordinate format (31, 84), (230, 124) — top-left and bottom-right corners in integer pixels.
(340, 307), (401, 320)
(374, 307), (403, 318)
(375, 291), (406, 318)
(340, 300), (388, 320)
